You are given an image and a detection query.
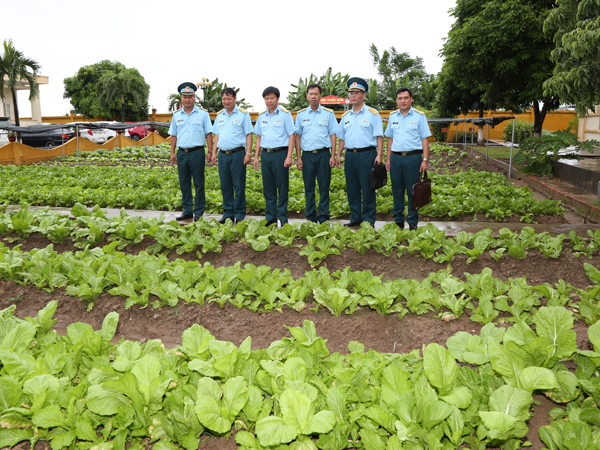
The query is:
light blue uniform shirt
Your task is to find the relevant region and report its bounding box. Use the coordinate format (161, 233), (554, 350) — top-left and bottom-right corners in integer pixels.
(337, 104), (383, 149)
(212, 106), (253, 150)
(253, 105), (295, 148)
(384, 107), (432, 152)
(168, 106), (212, 148)
(294, 105), (337, 151)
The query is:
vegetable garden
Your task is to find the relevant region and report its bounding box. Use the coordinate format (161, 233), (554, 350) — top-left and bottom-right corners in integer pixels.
(1, 142), (599, 450)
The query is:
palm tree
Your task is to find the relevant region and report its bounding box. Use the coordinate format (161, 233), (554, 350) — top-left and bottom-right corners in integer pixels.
(100, 68), (148, 122)
(0, 39), (41, 127)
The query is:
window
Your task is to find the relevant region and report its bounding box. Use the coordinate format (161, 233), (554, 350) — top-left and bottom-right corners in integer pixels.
(3, 103), (11, 119)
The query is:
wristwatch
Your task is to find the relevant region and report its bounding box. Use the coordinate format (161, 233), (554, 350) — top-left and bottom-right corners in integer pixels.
(423, 158), (429, 161)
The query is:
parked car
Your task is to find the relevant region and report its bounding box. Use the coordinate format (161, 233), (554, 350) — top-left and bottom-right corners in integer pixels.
(20, 125), (76, 148)
(67, 123), (108, 144)
(92, 121), (128, 140)
(127, 125), (153, 141)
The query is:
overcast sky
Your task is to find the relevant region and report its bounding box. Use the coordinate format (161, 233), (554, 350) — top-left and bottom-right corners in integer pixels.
(4, 0), (456, 118)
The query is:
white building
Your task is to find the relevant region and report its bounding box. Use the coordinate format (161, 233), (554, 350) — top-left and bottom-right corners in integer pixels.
(2, 74), (48, 124)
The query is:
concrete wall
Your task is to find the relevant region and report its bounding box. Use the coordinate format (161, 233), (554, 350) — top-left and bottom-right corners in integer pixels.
(579, 113), (600, 142)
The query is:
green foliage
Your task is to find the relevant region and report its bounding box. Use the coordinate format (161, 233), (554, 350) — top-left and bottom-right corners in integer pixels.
(543, 0), (600, 116)
(502, 120), (534, 144)
(514, 128), (600, 176)
(282, 68), (349, 111)
(0, 302), (594, 449)
(0, 39), (41, 127)
(436, 0), (559, 134)
(171, 78), (251, 113)
(64, 60), (150, 120)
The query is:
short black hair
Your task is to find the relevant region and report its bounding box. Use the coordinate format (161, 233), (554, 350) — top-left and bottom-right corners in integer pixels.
(307, 84), (322, 95)
(221, 87), (237, 98)
(396, 87), (413, 98)
(262, 86), (280, 98)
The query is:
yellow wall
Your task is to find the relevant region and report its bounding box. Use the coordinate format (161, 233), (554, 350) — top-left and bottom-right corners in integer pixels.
(0, 133), (169, 165)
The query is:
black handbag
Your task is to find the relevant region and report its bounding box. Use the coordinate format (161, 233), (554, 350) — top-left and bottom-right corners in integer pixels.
(370, 163), (387, 190)
(412, 170), (432, 210)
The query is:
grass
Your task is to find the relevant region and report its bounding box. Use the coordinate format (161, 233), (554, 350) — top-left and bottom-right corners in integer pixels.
(471, 146), (516, 159)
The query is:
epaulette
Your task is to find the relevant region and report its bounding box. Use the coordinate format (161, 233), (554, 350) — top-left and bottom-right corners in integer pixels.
(368, 107), (378, 115)
(258, 109), (267, 115)
(414, 109), (425, 115)
(323, 107), (333, 112)
(239, 108), (247, 113)
(342, 110), (351, 116)
(200, 107), (208, 111)
(391, 109), (400, 114)
(217, 109), (224, 115)
(280, 106), (290, 113)
(298, 107), (307, 113)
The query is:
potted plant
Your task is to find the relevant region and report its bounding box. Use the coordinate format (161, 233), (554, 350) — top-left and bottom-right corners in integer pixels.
(7, 130), (17, 142)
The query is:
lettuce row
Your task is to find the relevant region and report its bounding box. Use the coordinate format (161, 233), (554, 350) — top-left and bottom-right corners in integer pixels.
(0, 304), (593, 449)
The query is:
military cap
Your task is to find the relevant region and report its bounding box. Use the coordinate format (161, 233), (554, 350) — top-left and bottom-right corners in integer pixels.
(347, 77), (369, 93)
(178, 82), (197, 95)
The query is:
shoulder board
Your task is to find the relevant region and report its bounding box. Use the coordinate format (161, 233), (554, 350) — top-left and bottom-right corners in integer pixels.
(259, 109), (267, 115)
(200, 107), (208, 111)
(217, 109), (224, 115)
(280, 106), (290, 113)
(414, 109), (425, 115)
(298, 107), (307, 113)
(368, 107), (378, 115)
(323, 107), (334, 112)
(342, 110), (351, 116)
(391, 109), (400, 114)
(239, 108), (247, 113)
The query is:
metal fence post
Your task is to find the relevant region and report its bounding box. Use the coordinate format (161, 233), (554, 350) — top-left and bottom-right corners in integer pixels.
(508, 118), (516, 178)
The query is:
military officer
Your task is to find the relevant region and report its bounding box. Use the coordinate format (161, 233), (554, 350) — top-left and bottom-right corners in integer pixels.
(252, 86), (295, 226)
(168, 82), (213, 222)
(294, 83), (337, 223)
(335, 77), (383, 227)
(212, 88), (253, 225)
(385, 87), (431, 230)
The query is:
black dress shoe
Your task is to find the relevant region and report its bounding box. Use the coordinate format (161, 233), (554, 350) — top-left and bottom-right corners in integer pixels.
(395, 222), (404, 229)
(217, 216), (232, 224)
(343, 221), (361, 227)
(175, 213), (193, 221)
(265, 220), (277, 226)
(194, 215), (201, 222)
(408, 223), (418, 231)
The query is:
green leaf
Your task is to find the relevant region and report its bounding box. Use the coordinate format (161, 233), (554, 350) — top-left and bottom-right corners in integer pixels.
(532, 306), (576, 360)
(85, 384), (131, 415)
(0, 429), (34, 448)
(381, 363), (411, 409)
(423, 343), (458, 395)
(488, 385), (532, 421)
(0, 322), (37, 352)
(31, 404), (65, 428)
(256, 416), (298, 446)
(479, 411), (517, 432)
(488, 338), (523, 387)
(518, 366), (558, 392)
(360, 428), (386, 450)
(440, 386), (472, 409)
(422, 400), (453, 431)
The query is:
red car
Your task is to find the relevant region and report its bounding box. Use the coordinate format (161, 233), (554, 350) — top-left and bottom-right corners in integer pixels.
(127, 125), (153, 141)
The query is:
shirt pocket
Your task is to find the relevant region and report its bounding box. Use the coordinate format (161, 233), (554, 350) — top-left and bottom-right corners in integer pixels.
(359, 121), (371, 128)
(191, 121), (205, 133)
(232, 119), (242, 127)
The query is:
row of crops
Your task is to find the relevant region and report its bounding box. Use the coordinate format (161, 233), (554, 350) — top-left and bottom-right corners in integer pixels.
(0, 143), (564, 221)
(1, 206), (600, 326)
(0, 302), (598, 450)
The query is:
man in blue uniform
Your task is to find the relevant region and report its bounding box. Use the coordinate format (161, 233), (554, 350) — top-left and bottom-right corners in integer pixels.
(335, 77), (383, 227)
(168, 82), (213, 222)
(212, 88), (253, 225)
(384, 87), (431, 230)
(252, 86), (295, 226)
(294, 83), (337, 223)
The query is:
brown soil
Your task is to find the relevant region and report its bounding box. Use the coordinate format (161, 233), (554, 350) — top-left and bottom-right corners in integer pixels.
(5, 147), (595, 449)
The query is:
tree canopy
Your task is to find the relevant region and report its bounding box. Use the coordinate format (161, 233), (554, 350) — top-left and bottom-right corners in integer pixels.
(0, 39), (41, 127)
(63, 60), (150, 121)
(435, 0), (559, 136)
(543, 0), (600, 115)
(282, 68), (350, 110)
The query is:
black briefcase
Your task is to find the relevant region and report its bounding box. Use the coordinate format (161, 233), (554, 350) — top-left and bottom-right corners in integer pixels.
(370, 163), (387, 190)
(412, 170), (432, 210)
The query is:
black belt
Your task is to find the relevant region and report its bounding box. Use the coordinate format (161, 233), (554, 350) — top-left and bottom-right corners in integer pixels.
(303, 147), (330, 154)
(219, 147), (244, 155)
(392, 150), (423, 156)
(180, 146), (204, 153)
(347, 146), (376, 153)
(262, 146), (287, 153)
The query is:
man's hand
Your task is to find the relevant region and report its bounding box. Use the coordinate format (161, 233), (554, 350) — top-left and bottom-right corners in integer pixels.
(385, 158), (391, 171)
(297, 158), (303, 170)
(284, 156), (293, 168)
(420, 161), (428, 173)
(329, 155), (335, 168)
(170, 153), (177, 164)
(211, 152), (217, 164)
(253, 158), (260, 171)
(206, 152), (212, 164)
(244, 153), (252, 165)
(335, 156), (342, 169)
(375, 154), (382, 165)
